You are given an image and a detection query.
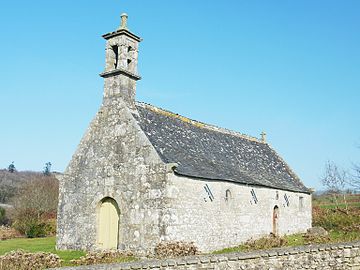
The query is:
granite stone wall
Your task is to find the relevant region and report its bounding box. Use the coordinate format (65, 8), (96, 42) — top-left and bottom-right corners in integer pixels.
(56, 95), (312, 255)
(57, 17), (313, 256)
(53, 241), (360, 270)
(164, 173), (312, 252)
(56, 98), (171, 255)
(56, 96), (312, 255)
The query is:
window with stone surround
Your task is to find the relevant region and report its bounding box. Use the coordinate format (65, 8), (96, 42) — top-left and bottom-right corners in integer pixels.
(284, 194), (290, 207)
(225, 189), (232, 202)
(299, 196), (304, 210)
(251, 189), (258, 204)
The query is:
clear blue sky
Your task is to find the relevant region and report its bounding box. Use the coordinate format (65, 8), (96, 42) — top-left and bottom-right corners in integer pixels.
(0, 1), (359, 191)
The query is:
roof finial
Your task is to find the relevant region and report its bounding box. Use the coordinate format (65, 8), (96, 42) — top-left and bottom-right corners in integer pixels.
(120, 13), (128, 29)
(260, 131), (267, 143)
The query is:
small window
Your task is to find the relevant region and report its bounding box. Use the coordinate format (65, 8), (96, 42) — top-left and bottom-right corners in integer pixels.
(112, 45), (119, 69)
(128, 46), (133, 52)
(284, 194), (290, 207)
(204, 184), (214, 202)
(299, 196), (304, 209)
(275, 191), (279, 200)
(127, 59), (132, 68)
(225, 189), (232, 202)
(251, 189), (258, 204)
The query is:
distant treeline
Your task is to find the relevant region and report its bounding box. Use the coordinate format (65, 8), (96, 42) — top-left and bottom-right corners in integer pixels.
(0, 170), (60, 204)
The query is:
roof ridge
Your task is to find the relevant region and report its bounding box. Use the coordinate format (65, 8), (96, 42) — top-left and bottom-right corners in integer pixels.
(135, 101), (265, 144)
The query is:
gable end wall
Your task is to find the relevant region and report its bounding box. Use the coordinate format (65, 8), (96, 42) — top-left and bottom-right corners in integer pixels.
(56, 99), (170, 255)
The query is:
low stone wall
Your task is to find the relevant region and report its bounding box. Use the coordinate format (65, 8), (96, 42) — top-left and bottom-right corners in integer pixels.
(54, 241), (360, 270)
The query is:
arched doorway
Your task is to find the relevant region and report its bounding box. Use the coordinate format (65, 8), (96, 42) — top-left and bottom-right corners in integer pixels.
(98, 197), (120, 249)
(272, 205), (279, 236)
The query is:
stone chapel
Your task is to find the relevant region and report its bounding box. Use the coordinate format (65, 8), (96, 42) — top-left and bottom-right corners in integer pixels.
(56, 14), (312, 255)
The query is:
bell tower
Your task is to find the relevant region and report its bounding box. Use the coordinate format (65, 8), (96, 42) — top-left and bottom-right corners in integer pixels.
(100, 13), (141, 108)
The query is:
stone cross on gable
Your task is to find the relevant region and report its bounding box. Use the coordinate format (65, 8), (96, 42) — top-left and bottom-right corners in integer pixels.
(261, 131), (267, 143)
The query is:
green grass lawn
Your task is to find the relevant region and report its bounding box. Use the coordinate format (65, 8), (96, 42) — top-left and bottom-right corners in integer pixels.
(0, 237), (85, 265)
(313, 194), (360, 209)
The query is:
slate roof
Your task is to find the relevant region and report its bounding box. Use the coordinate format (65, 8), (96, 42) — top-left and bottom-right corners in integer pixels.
(133, 102), (310, 193)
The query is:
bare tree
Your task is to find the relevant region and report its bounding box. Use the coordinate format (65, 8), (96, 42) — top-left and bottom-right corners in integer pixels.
(10, 173), (59, 237)
(321, 161), (348, 211)
(13, 174), (59, 216)
(321, 161), (346, 192)
(321, 145), (360, 207)
(348, 162), (360, 190)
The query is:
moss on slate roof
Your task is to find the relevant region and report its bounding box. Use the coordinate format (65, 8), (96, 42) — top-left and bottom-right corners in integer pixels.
(134, 102), (310, 194)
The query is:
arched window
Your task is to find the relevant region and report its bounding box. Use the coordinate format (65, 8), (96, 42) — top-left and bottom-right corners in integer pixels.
(273, 205), (279, 236)
(299, 196), (304, 209)
(225, 189), (232, 202)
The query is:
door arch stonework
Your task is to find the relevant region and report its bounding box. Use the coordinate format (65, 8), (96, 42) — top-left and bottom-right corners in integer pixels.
(97, 197), (120, 249)
(272, 205), (279, 236)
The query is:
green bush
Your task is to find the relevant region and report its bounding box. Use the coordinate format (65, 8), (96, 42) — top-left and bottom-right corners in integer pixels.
(0, 207), (9, 225)
(24, 222), (47, 238)
(313, 206), (360, 232)
(12, 208), (47, 238)
(9, 175), (59, 238)
(44, 218), (57, 236)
